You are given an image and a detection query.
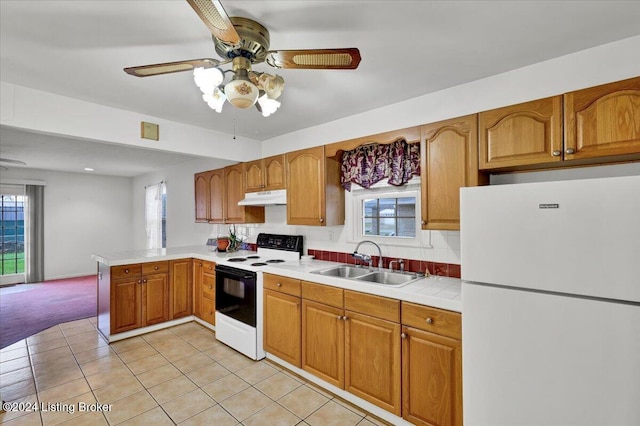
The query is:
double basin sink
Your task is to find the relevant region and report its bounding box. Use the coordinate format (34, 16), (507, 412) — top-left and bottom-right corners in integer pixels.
(310, 264), (423, 287)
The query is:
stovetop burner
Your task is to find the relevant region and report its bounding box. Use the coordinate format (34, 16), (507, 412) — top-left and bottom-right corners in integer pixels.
(266, 259), (285, 264)
(228, 258), (247, 262)
(246, 255), (260, 259)
(251, 262), (268, 266)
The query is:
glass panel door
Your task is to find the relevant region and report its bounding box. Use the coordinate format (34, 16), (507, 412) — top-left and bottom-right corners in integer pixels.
(1, 194), (26, 277)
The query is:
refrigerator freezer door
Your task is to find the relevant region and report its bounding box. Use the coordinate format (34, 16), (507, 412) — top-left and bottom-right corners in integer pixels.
(460, 175), (640, 302)
(462, 282), (640, 426)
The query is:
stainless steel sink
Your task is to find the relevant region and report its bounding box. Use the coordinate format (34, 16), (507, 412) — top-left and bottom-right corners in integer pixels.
(355, 271), (422, 286)
(310, 265), (372, 278)
(310, 265), (422, 287)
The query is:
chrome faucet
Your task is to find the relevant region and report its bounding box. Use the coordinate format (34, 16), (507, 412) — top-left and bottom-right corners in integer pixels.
(352, 240), (383, 270)
(389, 259), (404, 273)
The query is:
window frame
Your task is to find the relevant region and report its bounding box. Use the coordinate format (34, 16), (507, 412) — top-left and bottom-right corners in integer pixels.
(347, 179), (429, 248)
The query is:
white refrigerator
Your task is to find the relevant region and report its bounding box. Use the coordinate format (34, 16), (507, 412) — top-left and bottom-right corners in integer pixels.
(460, 175), (640, 426)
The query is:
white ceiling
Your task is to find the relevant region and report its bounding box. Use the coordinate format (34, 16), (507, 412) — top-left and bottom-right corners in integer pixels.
(2, 1), (640, 176)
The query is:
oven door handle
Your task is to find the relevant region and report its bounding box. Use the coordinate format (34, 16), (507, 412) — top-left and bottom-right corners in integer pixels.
(215, 265), (257, 281)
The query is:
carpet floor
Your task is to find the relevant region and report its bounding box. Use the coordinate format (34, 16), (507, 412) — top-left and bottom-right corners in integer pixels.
(0, 275), (97, 349)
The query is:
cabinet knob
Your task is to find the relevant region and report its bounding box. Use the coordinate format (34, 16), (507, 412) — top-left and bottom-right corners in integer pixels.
(143, 279), (147, 283)
(336, 315), (342, 320)
(276, 282), (282, 287)
(208, 266), (212, 270)
(565, 148), (575, 155)
(319, 218), (324, 223)
(208, 286), (212, 289)
(124, 269), (129, 274)
(552, 150), (562, 157)
(342, 316), (349, 321)
(421, 220), (426, 225)
(401, 333), (407, 339)
(426, 317), (433, 324)
(137, 280), (142, 284)
(209, 311), (213, 315)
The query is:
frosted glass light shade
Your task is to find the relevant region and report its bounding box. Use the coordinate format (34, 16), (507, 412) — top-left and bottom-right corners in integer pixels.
(202, 87), (226, 113)
(193, 67), (223, 94)
(224, 79), (259, 108)
(257, 94), (281, 117)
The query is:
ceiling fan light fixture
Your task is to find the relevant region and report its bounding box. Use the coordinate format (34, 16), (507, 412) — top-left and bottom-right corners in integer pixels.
(257, 93), (281, 117)
(224, 77), (259, 108)
(193, 67), (224, 94)
(202, 87), (226, 113)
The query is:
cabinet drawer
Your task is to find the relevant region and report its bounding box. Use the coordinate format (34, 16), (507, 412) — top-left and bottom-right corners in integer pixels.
(344, 290), (400, 323)
(264, 273), (301, 297)
(201, 297), (215, 325)
(201, 260), (216, 272)
(111, 264), (141, 280)
(202, 282), (215, 300)
(302, 281), (344, 308)
(401, 302), (461, 340)
(142, 261), (169, 275)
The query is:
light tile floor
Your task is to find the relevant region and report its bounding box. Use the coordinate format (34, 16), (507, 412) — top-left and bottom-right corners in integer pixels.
(0, 318), (390, 425)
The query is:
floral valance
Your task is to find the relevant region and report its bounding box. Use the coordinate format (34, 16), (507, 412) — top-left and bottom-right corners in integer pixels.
(340, 139), (420, 191)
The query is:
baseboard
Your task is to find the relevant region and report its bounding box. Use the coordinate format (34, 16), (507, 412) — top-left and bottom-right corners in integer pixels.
(44, 273), (97, 281)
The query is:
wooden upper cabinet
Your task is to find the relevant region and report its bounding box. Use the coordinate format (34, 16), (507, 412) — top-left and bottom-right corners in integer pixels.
(244, 154), (286, 192)
(194, 171), (210, 222)
(196, 164), (264, 224)
(421, 114), (487, 230)
(208, 169), (225, 223)
(564, 76), (640, 160)
(479, 96), (563, 169)
(224, 164), (245, 223)
(286, 146), (344, 226)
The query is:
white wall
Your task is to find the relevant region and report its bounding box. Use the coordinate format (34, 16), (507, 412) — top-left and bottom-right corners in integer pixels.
(0, 168), (133, 280)
(132, 157), (236, 250)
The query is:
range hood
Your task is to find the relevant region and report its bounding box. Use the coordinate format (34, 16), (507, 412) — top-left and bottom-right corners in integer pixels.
(237, 189), (287, 206)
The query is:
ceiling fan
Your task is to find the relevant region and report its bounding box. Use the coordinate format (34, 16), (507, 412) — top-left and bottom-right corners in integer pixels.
(0, 158), (27, 171)
(124, 0), (361, 116)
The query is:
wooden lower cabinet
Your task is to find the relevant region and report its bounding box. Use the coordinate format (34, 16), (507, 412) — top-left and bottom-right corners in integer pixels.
(264, 289), (302, 366)
(169, 259), (193, 319)
(345, 311), (401, 416)
(263, 279), (461, 423)
(402, 302), (463, 426)
(194, 260), (216, 326)
(402, 327), (462, 426)
(302, 299), (345, 388)
(110, 261), (169, 334)
(141, 272), (169, 326)
(111, 276), (142, 334)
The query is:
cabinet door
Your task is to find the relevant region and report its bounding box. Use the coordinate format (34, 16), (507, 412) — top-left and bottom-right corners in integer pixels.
(193, 261), (203, 318)
(201, 266), (216, 325)
(302, 299), (344, 388)
(208, 169), (225, 223)
(244, 159), (265, 192)
(264, 154), (286, 190)
(345, 311), (401, 415)
(225, 164), (245, 223)
(421, 114), (486, 230)
(402, 326), (462, 426)
(287, 146), (326, 225)
(111, 277), (141, 334)
(479, 96), (563, 169)
(142, 273), (169, 327)
(564, 76), (640, 160)
(169, 259), (193, 319)
(264, 289), (301, 367)
(194, 171), (210, 222)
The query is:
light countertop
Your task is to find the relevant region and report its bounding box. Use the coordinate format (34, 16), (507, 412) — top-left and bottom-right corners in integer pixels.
(92, 246), (461, 313)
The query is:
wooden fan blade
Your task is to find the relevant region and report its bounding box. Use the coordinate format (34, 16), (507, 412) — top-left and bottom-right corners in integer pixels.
(265, 48), (361, 70)
(124, 58), (220, 77)
(186, 0), (240, 45)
